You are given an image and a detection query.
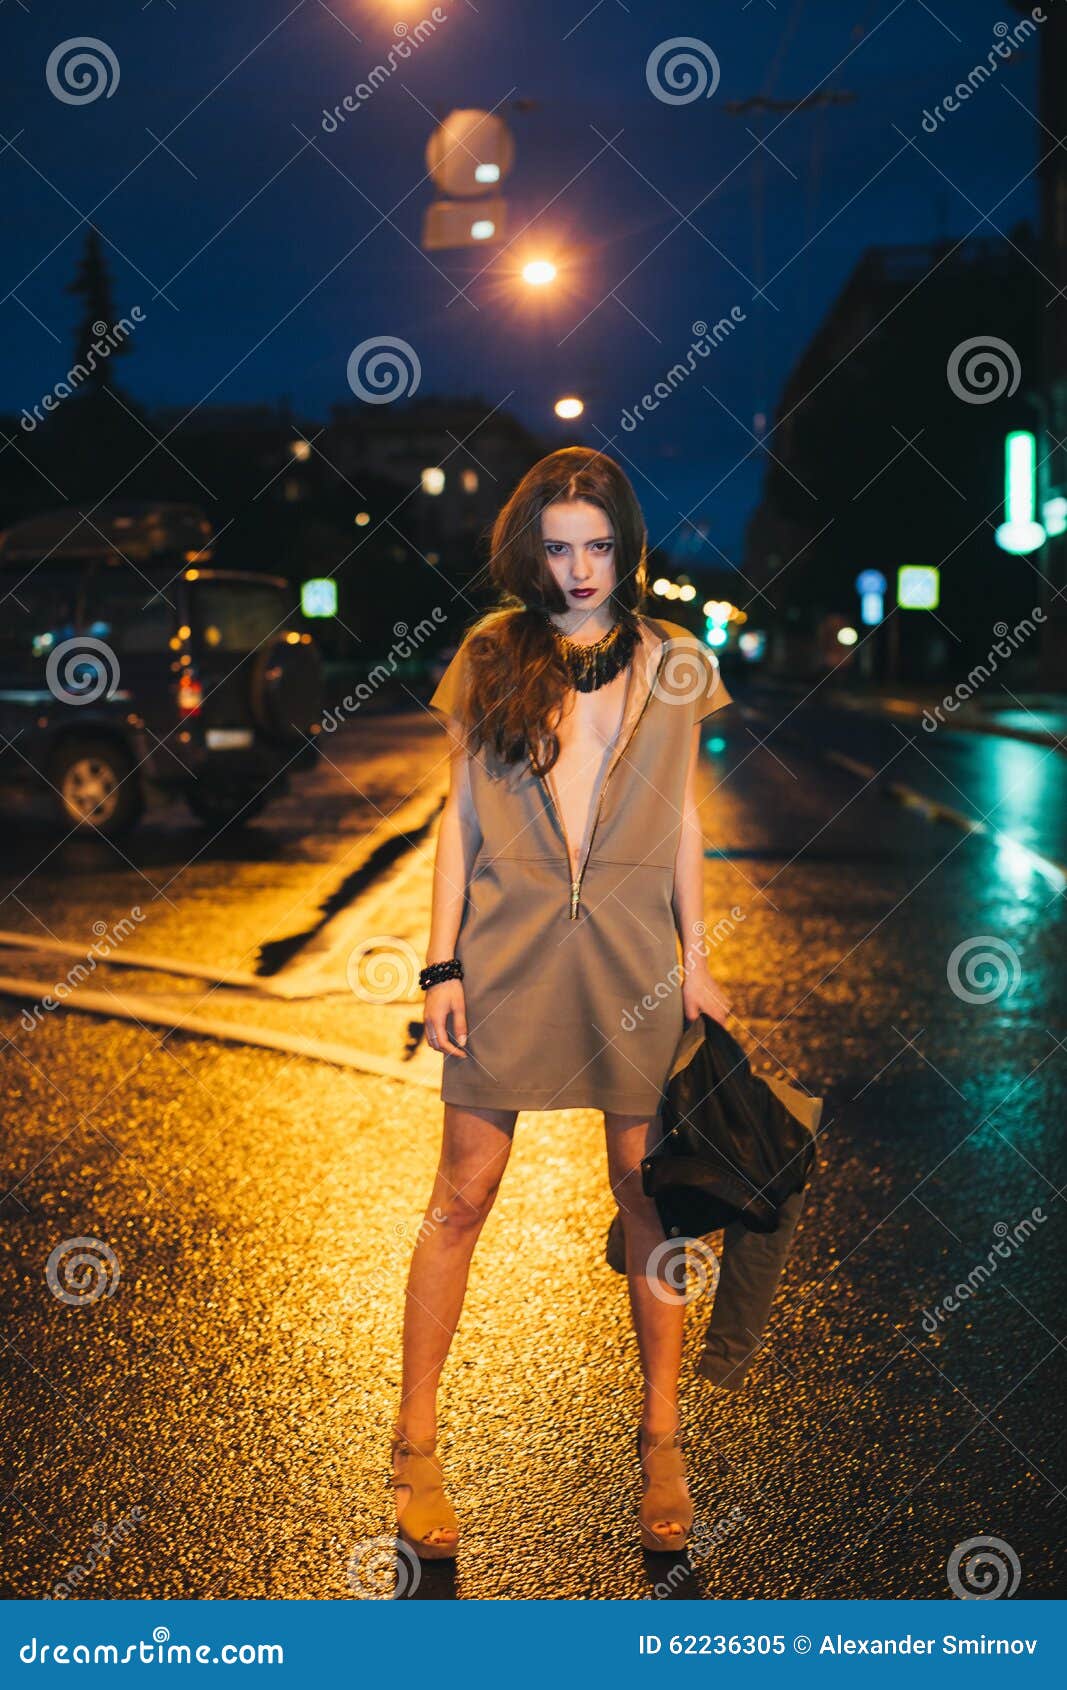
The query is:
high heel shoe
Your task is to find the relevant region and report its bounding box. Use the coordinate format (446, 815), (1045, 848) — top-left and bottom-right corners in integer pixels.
(637, 1426), (694, 1553)
(390, 1425), (460, 1560)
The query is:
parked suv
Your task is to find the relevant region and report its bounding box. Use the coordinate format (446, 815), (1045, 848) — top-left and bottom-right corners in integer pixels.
(0, 502), (324, 838)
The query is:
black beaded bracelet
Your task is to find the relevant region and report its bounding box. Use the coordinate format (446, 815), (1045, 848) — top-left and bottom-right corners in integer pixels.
(419, 958), (463, 990)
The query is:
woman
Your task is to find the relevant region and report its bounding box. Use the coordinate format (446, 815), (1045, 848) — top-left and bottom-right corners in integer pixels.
(392, 447), (734, 1559)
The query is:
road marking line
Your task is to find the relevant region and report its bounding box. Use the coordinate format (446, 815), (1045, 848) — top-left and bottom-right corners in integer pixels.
(0, 930), (312, 1000)
(752, 719), (1067, 887)
(825, 749), (878, 780)
(0, 973), (442, 1090)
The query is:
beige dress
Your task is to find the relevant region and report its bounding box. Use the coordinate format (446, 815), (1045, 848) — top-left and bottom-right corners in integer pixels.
(427, 613), (734, 1113)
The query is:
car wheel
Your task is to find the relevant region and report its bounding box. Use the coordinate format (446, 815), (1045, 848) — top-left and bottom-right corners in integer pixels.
(49, 738), (144, 838)
(185, 786), (271, 829)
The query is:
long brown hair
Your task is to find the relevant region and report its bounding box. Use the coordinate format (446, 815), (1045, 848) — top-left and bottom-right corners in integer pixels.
(457, 447), (649, 774)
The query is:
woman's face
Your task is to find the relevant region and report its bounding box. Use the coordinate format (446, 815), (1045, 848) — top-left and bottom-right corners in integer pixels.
(540, 499), (618, 614)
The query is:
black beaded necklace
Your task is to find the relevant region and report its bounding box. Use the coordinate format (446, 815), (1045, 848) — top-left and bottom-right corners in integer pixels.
(549, 616), (638, 693)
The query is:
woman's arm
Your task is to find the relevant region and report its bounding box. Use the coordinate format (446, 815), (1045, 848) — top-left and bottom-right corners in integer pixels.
(424, 722), (482, 1057)
(672, 722), (732, 1026)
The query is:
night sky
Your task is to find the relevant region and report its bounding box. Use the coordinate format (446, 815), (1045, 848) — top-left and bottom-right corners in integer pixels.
(1, 0), (1041, 559)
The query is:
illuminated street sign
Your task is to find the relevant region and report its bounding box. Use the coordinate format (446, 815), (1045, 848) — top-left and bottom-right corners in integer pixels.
(897, 566), (940, 610)
(301, 578), (338, 618)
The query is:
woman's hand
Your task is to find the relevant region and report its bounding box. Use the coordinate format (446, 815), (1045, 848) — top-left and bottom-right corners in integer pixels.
(424, 979), (469, 1058)
(681, 959), (732, 1027)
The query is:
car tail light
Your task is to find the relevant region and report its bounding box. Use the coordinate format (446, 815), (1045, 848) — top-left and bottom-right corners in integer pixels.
(176, 670), (203, 716)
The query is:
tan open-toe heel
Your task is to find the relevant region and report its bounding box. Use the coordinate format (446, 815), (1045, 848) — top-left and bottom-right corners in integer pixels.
(637, 1426), (694, 1553)
(390, 1425), (460, 1560)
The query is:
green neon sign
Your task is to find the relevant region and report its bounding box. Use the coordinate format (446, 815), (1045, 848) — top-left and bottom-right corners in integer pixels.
(996, 430), (1045, 555)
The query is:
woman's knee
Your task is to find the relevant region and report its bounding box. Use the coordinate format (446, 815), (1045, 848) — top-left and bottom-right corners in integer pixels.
(435, 1173), (503, 1233)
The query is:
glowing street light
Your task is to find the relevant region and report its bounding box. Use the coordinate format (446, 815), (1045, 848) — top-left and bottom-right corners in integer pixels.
(995, 429), (1046, 555)
(522, 259), (557, 287)
(554, 396), (584, 419)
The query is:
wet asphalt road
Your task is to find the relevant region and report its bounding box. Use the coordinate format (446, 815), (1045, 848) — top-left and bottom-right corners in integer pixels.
(1, 689), (1064, 1600)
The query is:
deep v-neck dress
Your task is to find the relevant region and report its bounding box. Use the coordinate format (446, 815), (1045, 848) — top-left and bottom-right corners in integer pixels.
(427, 613), (733, 1113)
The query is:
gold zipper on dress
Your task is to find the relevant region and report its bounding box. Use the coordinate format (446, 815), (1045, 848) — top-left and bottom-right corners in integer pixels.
(541, 769), (582, 918)
(541, 642), (664, 920)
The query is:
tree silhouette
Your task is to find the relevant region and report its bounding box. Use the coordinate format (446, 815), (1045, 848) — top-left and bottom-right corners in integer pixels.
(65, 229), (131, 392)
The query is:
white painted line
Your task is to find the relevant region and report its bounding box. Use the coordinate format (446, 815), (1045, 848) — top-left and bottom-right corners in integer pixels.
(825, 749), (878, 780)
(0, 930), (310, 999)
(883, 784), (1066, 887)
(0, 974), (442, 1091)
(820, 756), (1066, 887)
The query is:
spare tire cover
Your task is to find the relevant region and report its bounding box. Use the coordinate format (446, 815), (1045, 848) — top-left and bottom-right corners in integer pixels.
(249, 640), (324, 744)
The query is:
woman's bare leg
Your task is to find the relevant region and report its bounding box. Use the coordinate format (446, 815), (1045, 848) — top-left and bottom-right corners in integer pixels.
(604, 1110), (690, 1535)
(396, 1101), (516, 1495)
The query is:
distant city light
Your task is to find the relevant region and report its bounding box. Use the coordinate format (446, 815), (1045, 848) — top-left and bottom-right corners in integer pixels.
(706, 625), (728, 647)
(421, 467), (446, 495)
(354, 511), (371, 526)
(652, 578), (671, 596)
(522, 259), (557, 286)
(837, 625), (858, 646)
(461, 468), (479, 493)
(289, 439), (311, 461)
(860, 591), (884, 626)
(471, 219), (495, 241)
(1043, 495), (1067, 537)
(554, 396), (584, 419)
(475, 163), (500, 183)
(678, 583), (696, 601)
